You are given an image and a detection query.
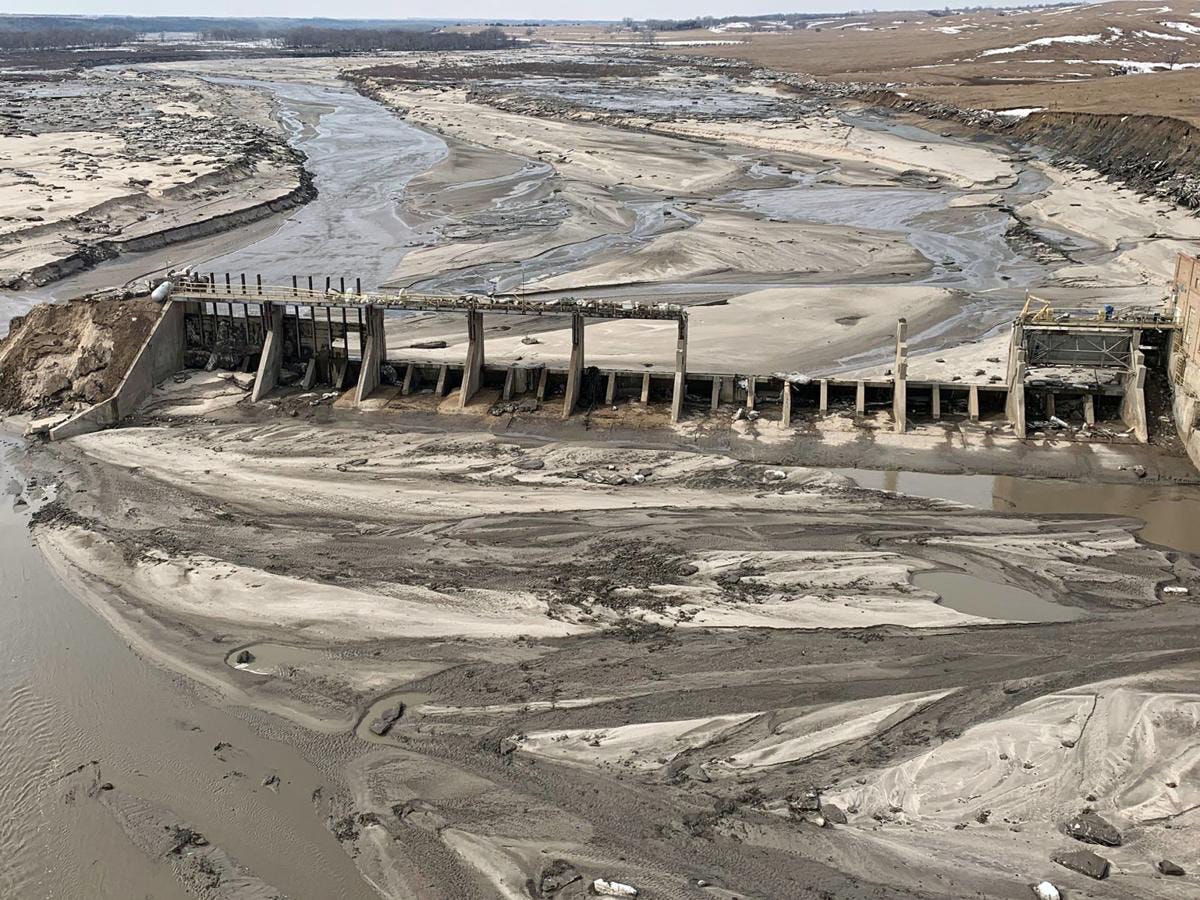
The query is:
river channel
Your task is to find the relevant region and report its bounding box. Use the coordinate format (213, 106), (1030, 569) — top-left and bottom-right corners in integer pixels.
(2, 69), (1199, 898)
(0, 435), (378, 899)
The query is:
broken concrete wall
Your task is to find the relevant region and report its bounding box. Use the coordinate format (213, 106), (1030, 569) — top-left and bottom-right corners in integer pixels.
(50, 300), (185, 440)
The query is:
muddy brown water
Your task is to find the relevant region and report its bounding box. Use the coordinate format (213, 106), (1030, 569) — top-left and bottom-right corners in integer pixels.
(836, 467), (1200, 554)
(0, 434), (376, 900)
(914, 570), (1085, 623)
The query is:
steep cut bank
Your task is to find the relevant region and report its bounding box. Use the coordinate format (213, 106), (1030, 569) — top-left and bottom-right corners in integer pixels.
(0, 297), (160, 415)
(17, 160), (317, 291)
(867, 90), (1200, 209)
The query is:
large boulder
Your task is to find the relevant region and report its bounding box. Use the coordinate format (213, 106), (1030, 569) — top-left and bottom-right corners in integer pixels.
(1062, 810), (1122, 847)
(1052, 848), (1110, 880)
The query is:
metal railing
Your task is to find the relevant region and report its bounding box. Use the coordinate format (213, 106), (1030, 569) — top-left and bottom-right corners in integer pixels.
(1017, 294), (1177, 329)
(171, 277), (688, 322)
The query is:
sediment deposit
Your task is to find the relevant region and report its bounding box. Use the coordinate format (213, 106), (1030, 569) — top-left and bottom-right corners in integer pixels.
(3, 32), (1200, 900)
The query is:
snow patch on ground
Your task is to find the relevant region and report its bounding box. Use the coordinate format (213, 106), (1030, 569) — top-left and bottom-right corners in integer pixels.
(1162, 19), (1200, 34)
(979, 33), (1102, 56)
(1134, 30), (1188, 40)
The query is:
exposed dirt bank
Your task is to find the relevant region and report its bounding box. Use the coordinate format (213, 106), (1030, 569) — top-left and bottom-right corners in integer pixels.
(0, 296), (160, 415)
(0, 69), (316, 291)
(868, 91), (1200, 211)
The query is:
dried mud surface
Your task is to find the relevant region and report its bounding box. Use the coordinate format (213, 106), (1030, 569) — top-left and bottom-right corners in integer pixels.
(17, 386), (1200, 899)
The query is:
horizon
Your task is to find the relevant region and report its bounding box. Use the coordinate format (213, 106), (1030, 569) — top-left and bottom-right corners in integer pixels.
(0, 1), (1080, 25)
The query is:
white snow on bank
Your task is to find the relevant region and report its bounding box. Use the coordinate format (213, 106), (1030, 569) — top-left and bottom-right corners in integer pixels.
(1162, 19), (1200, 34)
(980, 33), (1102, 56)
(1135, 30), (1188, 40)
(1096, 58), (1200, 71)
(995, 107), (1045, 117)
(654, 39), (747, 46)
(935, 26), (972, 34)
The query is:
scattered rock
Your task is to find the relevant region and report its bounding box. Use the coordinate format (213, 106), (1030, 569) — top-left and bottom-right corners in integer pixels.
(234, 649), (255, 665)
(368, 702), (405, 736)
(682, 763), (710, 783)
(592, 878), (638, 897)
(820, 802), (848, 825)
(408, 340), (447, 349)
(1031, 882), (1060, 900)
(1063, 809), (1122, 847)
(1052, 848), (1110, 880)
(512, 457), (545, 471)
(1158, 860), (1185, 876)
(261, 773), (280, 791)
(230, 372), (255, 391)
(521, 336), (542, 345)
(536, 859), (581, 895)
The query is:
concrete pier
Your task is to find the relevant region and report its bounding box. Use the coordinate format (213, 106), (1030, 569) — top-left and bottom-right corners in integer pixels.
(892, 318), (908, 434)
(459, 309), (485, 409)
(563, 313), (585, 419)
(670, 318), (688, 424)
(1121, 347), (1149, 442)
(1005, 341), (1027, 439)
(355, 306), (385, 405)
(252, 303), (284, 403)
(781, 382), (792, 427)
(819, 379), (828, 415)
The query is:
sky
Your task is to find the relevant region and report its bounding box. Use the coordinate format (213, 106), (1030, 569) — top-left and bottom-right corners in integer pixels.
(14, 1), (1053, 23)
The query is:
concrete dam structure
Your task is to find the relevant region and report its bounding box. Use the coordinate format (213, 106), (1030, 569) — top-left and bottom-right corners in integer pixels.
(42, 269), (1189, 459)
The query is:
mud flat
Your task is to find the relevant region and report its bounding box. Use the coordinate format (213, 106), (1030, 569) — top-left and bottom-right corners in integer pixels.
(3, 370), (1197, 897)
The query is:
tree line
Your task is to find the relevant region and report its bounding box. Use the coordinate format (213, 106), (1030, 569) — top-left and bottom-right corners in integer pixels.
(198, 25), (515, 52)
(0, 25), (136, 50)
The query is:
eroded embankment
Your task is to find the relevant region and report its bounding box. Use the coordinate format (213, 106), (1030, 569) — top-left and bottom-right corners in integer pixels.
(867, 89), (1200, 209)
(0, 296), (159, 415)
(18, 159), (317, 290)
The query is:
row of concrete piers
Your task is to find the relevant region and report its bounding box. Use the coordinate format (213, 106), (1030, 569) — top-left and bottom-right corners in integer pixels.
(168, 277), (1171, 443)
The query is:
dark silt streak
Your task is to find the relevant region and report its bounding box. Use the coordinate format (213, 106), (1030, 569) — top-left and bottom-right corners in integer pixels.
(0, 434), (377, 900)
